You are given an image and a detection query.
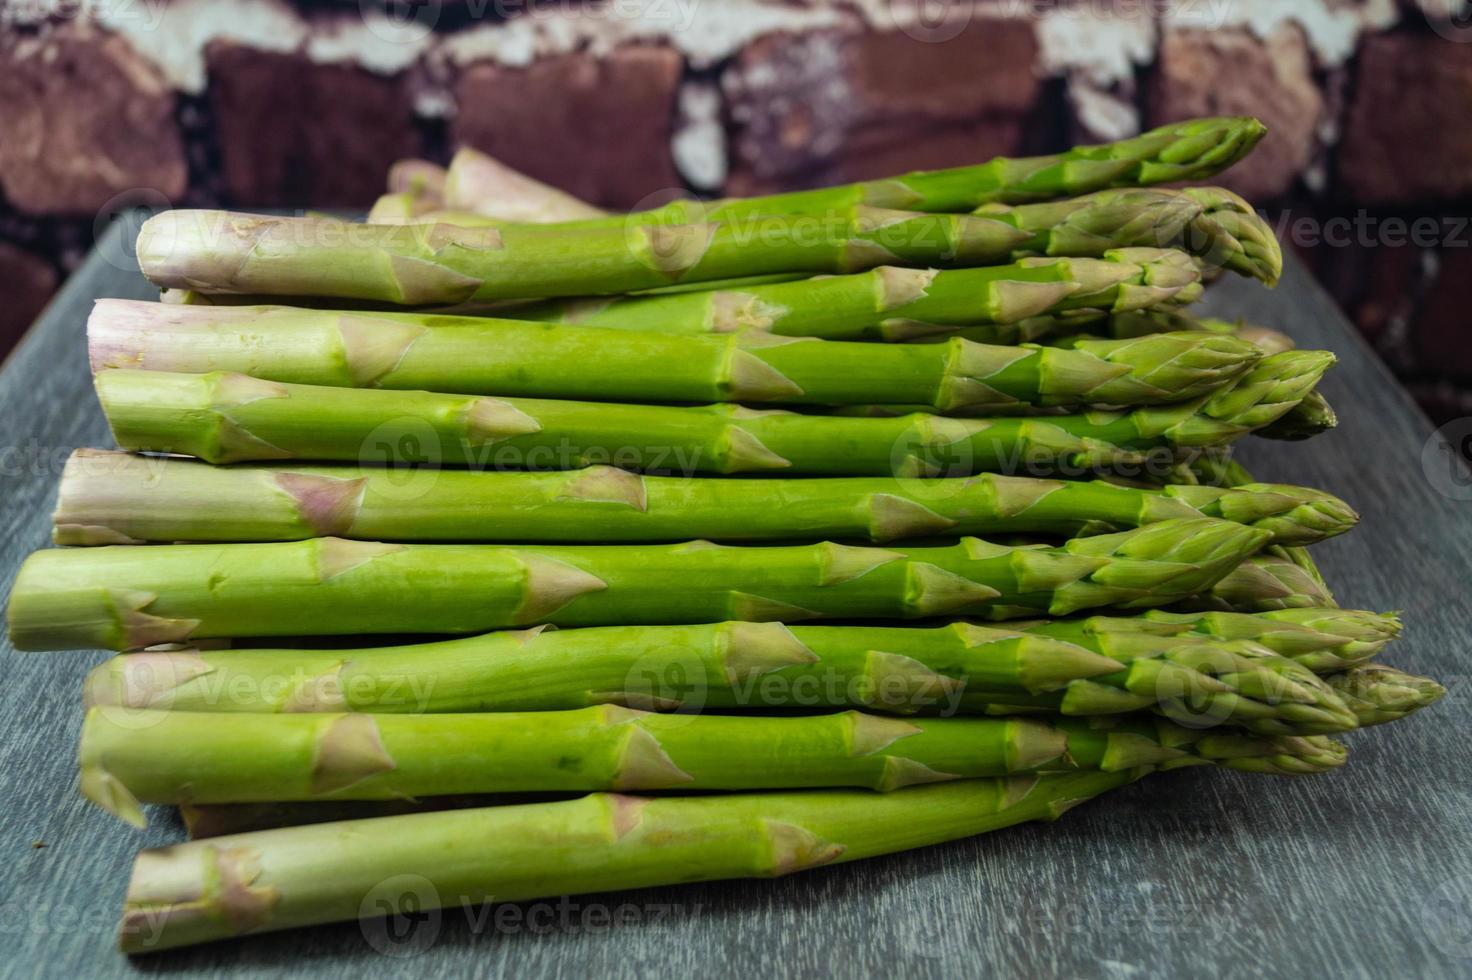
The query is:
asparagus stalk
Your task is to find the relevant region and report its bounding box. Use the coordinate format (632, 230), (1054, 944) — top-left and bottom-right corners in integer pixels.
(9, 518), (1269, 651)
(1323, 665), (1445, 726)
(539, 117), (1267, 227)
(117, 770), (1144, 953)
(135, 187), (1280, 306)
(92, 351), (1333, 473)
(80, 705), (1347, 828)
(442, 146), (608, 222)
(500, 249), (1203, 341)
(87, 300), (1259, 410)
(52, 450), (1354, 548)
(82, 618), (1356, 738)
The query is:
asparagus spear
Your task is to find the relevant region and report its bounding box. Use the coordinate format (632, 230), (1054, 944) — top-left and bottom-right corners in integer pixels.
(117, 770), (1144, 952)
(52, 450), (1354, 548)
(92, 351), (1333, 473)
(1323, 665), (1445, 726)
(1185, 553), (1338, 613)
(87, 300), (1259, 410)
(135, 187), (1280, 306)
(1036, 608), (1401, 672)
(80, 705), (1347, 828)
(8, 518), (1268, 651)
(82, 619), (1355, 738)
(1178, 452), (1338, 609)
(442, 146), (608, 222)
(538, 117), (1267, 227)
(499, 249), (1203, 341)
(1257, 390), (1337, 441)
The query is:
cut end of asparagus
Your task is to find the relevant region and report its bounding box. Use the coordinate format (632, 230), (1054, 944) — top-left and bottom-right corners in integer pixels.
(1324, 664), (1446, 727)
(119, 837), (281, 953)
(387, 158), (447, 200)
(136, 210), (277, 293)
(443, 146), (607, 223)
(84, 651), (216, 710)
(79, 707), (148, 828)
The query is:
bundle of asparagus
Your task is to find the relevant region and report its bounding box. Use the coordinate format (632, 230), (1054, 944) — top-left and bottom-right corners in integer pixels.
(5, 116), (1441, 955)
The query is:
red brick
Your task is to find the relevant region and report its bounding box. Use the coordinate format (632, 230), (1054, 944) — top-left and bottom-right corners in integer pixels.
(0, 242), (58, 352)
(724, 19), (1040, 195)
(0, 24), (186, 215)
(1147, 26), (1323, 202)
(1338, 32), (1472, 205)
(452, 45), (683, 210)
(207, 43), (422, 209)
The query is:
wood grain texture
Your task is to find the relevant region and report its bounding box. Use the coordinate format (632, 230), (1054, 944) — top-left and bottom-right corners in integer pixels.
(1, 220), (1469, 978)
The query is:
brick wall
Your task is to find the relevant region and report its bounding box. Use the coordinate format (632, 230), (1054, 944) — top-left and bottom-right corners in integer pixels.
(1, 0), (1470, 424)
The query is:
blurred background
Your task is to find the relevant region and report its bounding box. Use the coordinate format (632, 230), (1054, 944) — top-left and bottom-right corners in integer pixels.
(1, 0), (1470, 425)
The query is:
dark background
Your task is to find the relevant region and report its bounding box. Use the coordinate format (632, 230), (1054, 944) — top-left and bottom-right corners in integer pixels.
(3, 0), (1470, 425)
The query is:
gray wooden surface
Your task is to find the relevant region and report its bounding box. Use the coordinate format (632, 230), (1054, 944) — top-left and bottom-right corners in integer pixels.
(2, 218), (1470, 979)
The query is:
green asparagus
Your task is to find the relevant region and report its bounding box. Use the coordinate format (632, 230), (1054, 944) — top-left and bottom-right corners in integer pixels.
(117, 770), (1144, 952)
(1180, 452), (1337, 607)
(88, 300), (1259, 410)
(1185, 552), (1338, 613)
(53, 450), (1355, 547)
(82, 618), (1355, 737)
(1257, 390), (1337, 441)
(80, 705), (1346, 828)
(539, 117), (1267, 226)
(9, 519), (1268, 651)
(500, 249), (1203, 341)
(1324, 665), (1446, 726)
(93, 351), (1333, 473)
(135, 188), (1280, 306)
(1029, 608), (1401, 672)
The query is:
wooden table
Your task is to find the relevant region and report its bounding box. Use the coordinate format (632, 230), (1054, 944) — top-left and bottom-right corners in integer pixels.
(3, 218), (1470, 978)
